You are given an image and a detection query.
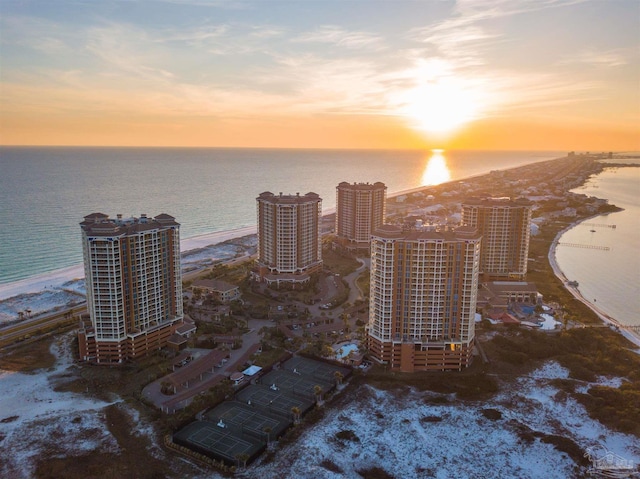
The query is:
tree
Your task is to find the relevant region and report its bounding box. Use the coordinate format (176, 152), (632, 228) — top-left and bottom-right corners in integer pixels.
(334, 370), (343, 387)
(235, 453), (250, 468)
(291, 406), (301, 424)
(314, 385), (323, 404)
(263, 426), (272, 445)
(322, 345), (335, 358)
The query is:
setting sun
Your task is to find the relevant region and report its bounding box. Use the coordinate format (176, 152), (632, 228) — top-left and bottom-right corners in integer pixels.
(394, 60), (486, 136)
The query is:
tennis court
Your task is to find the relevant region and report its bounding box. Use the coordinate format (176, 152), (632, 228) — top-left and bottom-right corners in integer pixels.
(205, 401), (289, 440)
(173, 420), (263, 464)
(260, 368), (331, 399)
(235, 383), (313, 418)
(283, 356), (351, 384)
(174, 356), (352, 466)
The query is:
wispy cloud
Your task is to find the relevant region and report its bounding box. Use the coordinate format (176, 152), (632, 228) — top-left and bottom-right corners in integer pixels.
(294, 25), (384, 50)
(563, 49), (629, 68)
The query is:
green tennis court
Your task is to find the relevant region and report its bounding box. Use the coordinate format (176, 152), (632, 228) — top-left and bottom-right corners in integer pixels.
(205, 401), (289, 440)
(173, 420), (263, 464)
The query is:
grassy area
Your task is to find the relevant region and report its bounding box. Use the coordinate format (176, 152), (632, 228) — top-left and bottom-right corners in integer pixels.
(35, 404), (171, 479)
(355, 268), (370, 297)
(359, 360), (498, 401)
(322, 248), (360, 277)
(0, 338), (56, 372)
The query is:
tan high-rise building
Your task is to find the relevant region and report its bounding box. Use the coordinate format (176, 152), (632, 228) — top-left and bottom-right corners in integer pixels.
(78, 213), (183, 364)
(366, 225), (481, 372)
(255, 192), (322, 286)
(461, 197), (532, 280)
(335, 181), (386, 250)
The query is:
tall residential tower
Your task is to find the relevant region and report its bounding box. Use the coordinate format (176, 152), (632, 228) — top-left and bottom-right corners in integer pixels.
(366, 225), (481, 372)
(78, 213), (183, 364)
(335, 181), (387, 250)
(255, 192), (322, 286)
(461, 197), (532, 280)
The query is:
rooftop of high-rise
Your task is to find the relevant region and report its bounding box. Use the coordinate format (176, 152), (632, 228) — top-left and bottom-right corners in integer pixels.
(80, 213), (179, 236)
(462, 196), (532, 207)
(257, 191), (321, 204)
(337, 181), (386, 190)
(372, 224), (480, 241)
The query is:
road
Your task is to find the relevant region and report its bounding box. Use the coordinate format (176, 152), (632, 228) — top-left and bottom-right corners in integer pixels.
(0, 303), (87, 348)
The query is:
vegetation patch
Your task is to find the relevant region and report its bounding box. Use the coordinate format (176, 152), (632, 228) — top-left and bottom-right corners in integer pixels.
(357, 466), (395, 479)
(575, 383), (640, 436)
(319, 458), (343, 474)
(481, 408), (502, 421)
(364, 363), (498, 401)
(321, 248), (361, 277)
(420, 415), (443, 423)
(335, 429), (360, 443)
(0, 338), (56, 372)
(484, 327), (640, 436)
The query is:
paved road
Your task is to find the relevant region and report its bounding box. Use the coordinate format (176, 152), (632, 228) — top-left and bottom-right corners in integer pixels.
(142, 317), (272, 411)
(0, 303), (86, 347)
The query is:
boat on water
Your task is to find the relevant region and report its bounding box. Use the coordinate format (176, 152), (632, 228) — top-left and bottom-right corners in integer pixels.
(567, 280), (579, 287)
(590, 229), (596, 232)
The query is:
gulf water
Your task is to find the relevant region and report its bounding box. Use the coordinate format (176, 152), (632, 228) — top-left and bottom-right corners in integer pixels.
(0, 147), (562, 287)
(554, 162), (640, 327)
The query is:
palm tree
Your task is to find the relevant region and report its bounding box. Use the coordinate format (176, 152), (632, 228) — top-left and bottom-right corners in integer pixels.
(313, 384), (323, 404)
(263, 426), (272, 445)
(236, 453), (250, 468)
(291, 406), (301, 424)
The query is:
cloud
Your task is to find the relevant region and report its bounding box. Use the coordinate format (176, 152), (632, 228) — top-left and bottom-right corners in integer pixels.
(294, 25), (384, 50)
(563, 49), (629, 68)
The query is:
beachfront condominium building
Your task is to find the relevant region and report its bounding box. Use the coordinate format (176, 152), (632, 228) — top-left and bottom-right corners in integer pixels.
(255, 192), (322, 286)
(461, 197), (532, 281)
(335, 181), (387, 250)
(366, 225), (481, 372)
(77, 213), (183, 364)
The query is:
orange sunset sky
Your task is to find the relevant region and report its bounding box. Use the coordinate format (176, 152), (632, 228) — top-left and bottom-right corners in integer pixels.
(1, 0), (638, 151)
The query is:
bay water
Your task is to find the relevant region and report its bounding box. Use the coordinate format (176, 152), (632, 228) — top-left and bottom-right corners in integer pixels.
(554, 162), (640, 327)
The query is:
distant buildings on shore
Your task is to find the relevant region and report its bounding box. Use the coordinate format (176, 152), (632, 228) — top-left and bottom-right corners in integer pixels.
(335, 181), (387, 251)
(78, 213), (185, 364)
(461, 197), (532, 281)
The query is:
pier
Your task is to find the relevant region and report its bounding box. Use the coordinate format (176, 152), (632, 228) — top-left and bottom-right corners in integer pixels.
(581, 222), (616, 229)
(557, 242), (610, 250)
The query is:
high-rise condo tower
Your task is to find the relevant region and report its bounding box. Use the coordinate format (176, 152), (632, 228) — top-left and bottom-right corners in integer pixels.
(335, 181), (386, 250)
(461, 197), (532, 280)
(255, 192), (322, 286)
(366, 225), (481, 372)
(78, 213), (183, 364)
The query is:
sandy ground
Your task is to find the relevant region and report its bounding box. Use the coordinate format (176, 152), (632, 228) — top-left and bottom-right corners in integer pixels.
(2, 340), (638, 479)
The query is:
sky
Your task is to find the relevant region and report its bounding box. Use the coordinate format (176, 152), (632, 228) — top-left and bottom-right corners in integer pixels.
(0, 0), (638, 151)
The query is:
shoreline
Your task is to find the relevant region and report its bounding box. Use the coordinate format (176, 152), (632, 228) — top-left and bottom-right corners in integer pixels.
(0, 154), (566, 300)
(2, 154), (639, 347)
(548, 209), (640, 348)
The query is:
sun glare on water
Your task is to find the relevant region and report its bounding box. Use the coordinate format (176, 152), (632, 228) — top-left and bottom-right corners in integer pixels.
(422, 149), (451, 186)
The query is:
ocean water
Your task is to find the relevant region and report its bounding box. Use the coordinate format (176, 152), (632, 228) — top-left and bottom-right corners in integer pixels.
(0, 147), (562, 286)
(555, 163), (640, 327)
